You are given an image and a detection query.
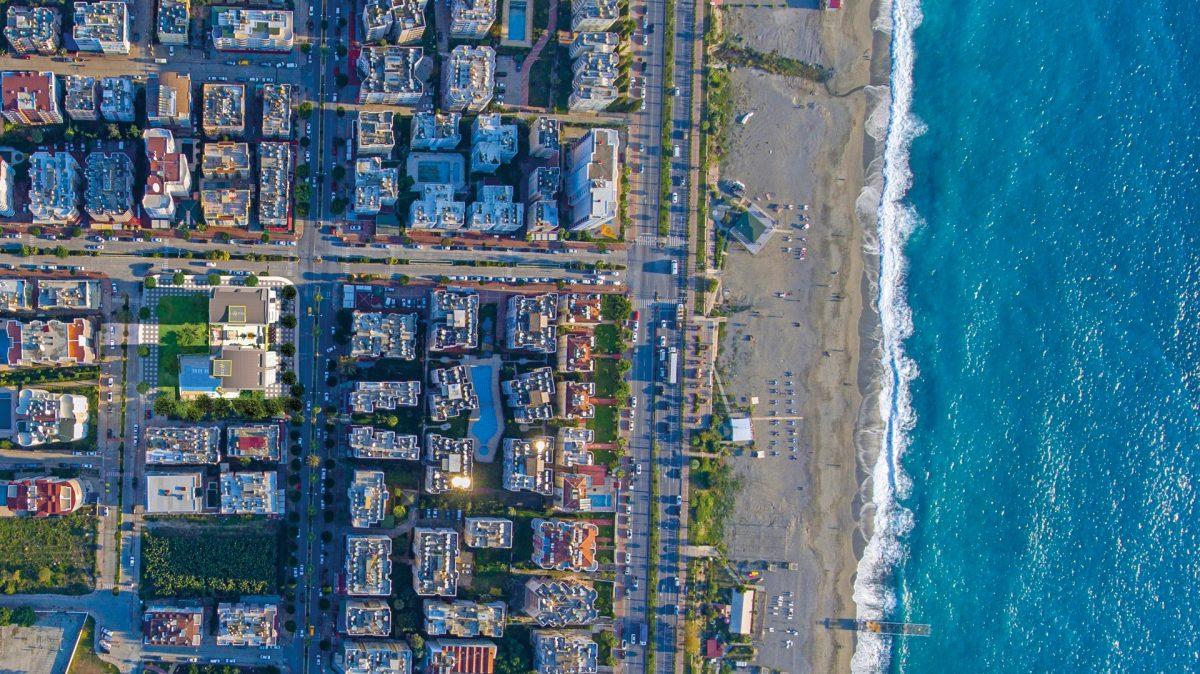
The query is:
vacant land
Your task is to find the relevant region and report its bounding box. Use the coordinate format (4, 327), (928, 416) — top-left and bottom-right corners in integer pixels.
(141, 521), (277, 598)
(155, 294), (209, 392)
(0, 510), (95, 594)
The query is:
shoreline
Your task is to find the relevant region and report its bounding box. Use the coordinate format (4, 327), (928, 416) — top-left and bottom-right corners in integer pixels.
(709, 0), (889, 671)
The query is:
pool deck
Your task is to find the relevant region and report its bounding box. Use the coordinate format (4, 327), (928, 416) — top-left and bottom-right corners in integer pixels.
(468, 356), (504, 462)
(500, 0), (533, 48)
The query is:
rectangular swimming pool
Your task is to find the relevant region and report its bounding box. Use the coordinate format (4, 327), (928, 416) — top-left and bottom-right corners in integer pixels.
(506, 0), (528, 41)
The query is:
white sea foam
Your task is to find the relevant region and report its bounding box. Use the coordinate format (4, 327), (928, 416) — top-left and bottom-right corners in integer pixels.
(851, 0), (925, 671)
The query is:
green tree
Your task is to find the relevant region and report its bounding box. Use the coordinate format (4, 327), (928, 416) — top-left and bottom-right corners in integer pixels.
(52, 245), (68, 259)
(281, 314), (297, 329)
(137, 382), (150, 395)
(207, 272), (221, 286)
(138, 345), (151, 358)
(280, 343), (296, 357)
(144, 276), (158, 289)
(331, 165), (346, 181)
(178, 324), (205, 347)
(245, 275), (260, 287)
(282, 285), (297, 300)
(139, 306), (150, 320)
(172, 271), (185, 285)
(9, 606), (35, 627)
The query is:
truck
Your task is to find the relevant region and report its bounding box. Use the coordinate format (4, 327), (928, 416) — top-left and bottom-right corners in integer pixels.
(639, 622), (648, 646)
(154, 58), (167, 64)
(670, 259), (679, 275)
(667, 347), (678, 385)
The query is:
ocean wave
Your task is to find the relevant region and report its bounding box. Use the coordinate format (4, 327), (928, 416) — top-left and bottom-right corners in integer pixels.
(851, 0), (926, 671)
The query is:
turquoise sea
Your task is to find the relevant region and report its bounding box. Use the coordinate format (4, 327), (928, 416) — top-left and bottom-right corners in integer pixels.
(856, 0), (1200, 671)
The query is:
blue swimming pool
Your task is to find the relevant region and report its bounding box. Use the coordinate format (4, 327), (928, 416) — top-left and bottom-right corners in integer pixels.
(470, 364), (500, 457)
(506, 0), (527, 40)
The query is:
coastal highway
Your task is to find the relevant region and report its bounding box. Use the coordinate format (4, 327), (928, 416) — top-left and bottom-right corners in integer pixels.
(616, 0), (701, 667)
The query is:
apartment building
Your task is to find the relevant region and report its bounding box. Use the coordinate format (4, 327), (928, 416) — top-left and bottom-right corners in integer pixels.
(143, 128), (192, 223)
(1, 71), (61, 125)
(348, 470), (389, 528)
(147, 73), (193, 129)
(449, 0), (494, 38)
(83, 152), (135, 227)
(358, 110), (397, 156)
(211, 7), (294, 52)
(354, 156), (400, 216)
(565, 128), (619, 232)
(412, 527), (462, 597)
(351, 311), (417, 360)
(144, 426), (221, 465)
(357, 46), (430, 106)
(410, 183), (467, 232)
(411, 111), (461, 150)
(157, 0), (189, 45)
(348, 425), (421, 460)
(441, 45), (494, 112)
(4, 6), (60, 55)
(258, 142), (292, 231)
(73, 1), (130, 54)
(28, 152), (80, 224)
(424, 434), (474, 494)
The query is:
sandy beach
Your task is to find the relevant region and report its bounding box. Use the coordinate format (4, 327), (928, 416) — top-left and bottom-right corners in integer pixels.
(710, 0), (885, 672)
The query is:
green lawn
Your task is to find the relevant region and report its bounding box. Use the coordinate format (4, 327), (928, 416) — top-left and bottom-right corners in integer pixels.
(155, 294), (209, 393)
(594, 324), (623, 354)
(596, 581), (614, 616)
(0, 509), (96, 595)
(587, 405), (619, 442)
(593, 359), (620, 397)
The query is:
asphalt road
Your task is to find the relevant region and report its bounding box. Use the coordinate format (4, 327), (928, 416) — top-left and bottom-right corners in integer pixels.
(616, 0), (705, 670)
(611, 0), (702, 669)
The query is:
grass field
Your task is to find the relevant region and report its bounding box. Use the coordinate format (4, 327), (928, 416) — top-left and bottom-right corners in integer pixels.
(594, 324), (623, 354)
(588, 405), (619, 442)
(155, 294), (209, 393)
(141, 520), (278, 598)
(0, 509), (95, 595)
(593, 359), (620, 397)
